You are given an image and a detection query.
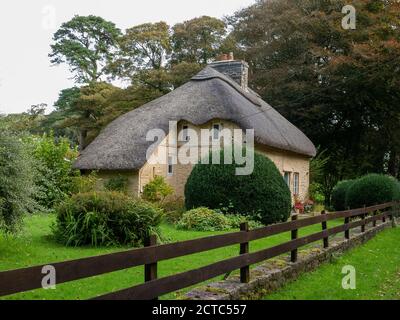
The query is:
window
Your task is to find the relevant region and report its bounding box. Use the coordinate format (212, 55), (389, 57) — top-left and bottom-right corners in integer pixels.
(168, 156), (174, 176)
(212, 124), (221, 140)
(182, 125), (190, 142)
(293, 173), (300, 195)
(284, 172), (291, 189)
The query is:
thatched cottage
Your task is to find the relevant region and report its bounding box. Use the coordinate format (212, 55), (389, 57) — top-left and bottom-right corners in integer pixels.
(73, 55), (316, 201)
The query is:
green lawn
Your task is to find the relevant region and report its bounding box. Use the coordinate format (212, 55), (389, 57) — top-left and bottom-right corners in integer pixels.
(0, 213), (341, 300)
(265, 226), (400, 300)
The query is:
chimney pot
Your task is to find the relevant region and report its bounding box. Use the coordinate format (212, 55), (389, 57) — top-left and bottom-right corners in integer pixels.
(216, 53), (228, 61)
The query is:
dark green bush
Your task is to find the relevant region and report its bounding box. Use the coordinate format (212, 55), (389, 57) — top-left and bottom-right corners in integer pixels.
(185, 149), (291, 225)
(331, 180), (355, 211)
(345, 174), (400, 209)
(53, 192), (163, 247)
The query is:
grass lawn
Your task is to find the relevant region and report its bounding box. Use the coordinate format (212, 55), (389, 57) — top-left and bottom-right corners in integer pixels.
(265, 226), (400, 300)
(0, 213), (342, 300)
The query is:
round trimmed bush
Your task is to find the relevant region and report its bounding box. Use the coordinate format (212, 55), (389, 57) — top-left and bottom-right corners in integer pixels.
(177, 207), (230, 231)
(185, 150), (292, 225)
(53, 191), (163, 247)
(331, 180), (355, 211)
(345, 174), (400, 209)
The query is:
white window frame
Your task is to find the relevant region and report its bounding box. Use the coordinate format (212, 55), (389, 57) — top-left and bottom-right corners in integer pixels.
(293, 172), (300, 195)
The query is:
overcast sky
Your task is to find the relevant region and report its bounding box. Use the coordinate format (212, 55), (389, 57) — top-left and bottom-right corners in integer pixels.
(0, 0), (255, 114)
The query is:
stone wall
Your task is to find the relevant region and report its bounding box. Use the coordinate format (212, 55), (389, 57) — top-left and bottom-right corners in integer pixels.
(139, 119), (311, 201)
(185, 220), (396, 300)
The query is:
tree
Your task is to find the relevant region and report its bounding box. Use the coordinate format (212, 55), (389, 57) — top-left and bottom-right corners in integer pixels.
(171, 16), (227, 65)
(0, 133), (37, 233)
(49, 15), (121, 83)
(110, 22), (171, 79)
(229, 0), (400, 201)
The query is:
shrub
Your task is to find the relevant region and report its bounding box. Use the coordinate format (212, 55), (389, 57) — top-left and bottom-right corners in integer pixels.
(0, 134), (38, 233)
(104, 175), (129, 193)
(160, 198), (186, 224)
(71, 171), (100, 194)
(331, 180), (355, 211)
(177, 207), (230, 231)
(29, 134), (79, 209)
(345, 174), (400, 209)
(308, 183), (325, 204)
(185, 149), (291, 225)
(143, 176), (174, 203)
(53, 192), (163, 247)
(224, 214), (263, 230)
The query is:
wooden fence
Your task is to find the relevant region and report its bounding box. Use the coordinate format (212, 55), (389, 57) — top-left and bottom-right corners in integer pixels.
(0, 202), (398, 300)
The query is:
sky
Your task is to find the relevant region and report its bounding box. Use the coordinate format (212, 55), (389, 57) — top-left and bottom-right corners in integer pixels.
(0, 0), (255, 115)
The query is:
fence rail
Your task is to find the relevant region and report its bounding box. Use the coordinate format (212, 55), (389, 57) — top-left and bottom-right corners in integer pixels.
(0, 202), (398, 300)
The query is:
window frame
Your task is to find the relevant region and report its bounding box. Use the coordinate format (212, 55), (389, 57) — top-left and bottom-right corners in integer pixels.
(167, 156), (174, 176)
(293, 172), (300, 195)
(284, 171), (292, 190)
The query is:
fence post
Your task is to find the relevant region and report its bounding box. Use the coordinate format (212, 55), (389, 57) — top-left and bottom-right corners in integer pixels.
(345, 208), (350, 240)
(382, 210), (387, 224)
(240, 222), (250, 284)
(321, 210), (329, 248)
(373, 210), (377, 227)
(361, 205), (366, 233)
(144, 235), (158, 299)
(291, 214), (298, 262)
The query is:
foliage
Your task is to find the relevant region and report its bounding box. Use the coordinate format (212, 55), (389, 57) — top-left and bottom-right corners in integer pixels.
(185, 149), (292, 225)
(224, 214), (263, 230)
(309, 182), (326, 204)
(110, 22), (171, 78)
(171, 16), (227, 65)
(50, 15), (121, 83)
(142, 176), (174, 203)
(345, 174), (400, 209)
(52, 192), (163, 247)
(70, 171), (100, 194)
(331, 180), (355, 211)
(160, 198), (186, 224)
(0, 133), (38, 233)
(177, 207), (230, 232)
(29, 134), (79, 209)
(104, 175), (129, 193)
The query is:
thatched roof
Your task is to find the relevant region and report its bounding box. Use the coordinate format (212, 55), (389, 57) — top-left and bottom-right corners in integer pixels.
(74, 67), (316, 170)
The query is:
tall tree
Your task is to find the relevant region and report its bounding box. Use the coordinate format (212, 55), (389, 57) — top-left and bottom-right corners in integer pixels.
(49, 15), (121, 83)
(110, 22), (171, 79)
(171, 16), (227, 65)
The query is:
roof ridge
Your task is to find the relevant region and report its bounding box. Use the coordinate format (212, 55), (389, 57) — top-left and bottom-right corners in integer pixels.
(191, 67), (262, 107)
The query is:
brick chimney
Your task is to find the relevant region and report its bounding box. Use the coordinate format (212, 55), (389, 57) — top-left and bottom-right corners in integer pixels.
(209, 52), (249, 91)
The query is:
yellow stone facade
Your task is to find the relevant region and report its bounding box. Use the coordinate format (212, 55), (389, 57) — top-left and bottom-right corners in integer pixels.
(99, 119), (311, 202)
